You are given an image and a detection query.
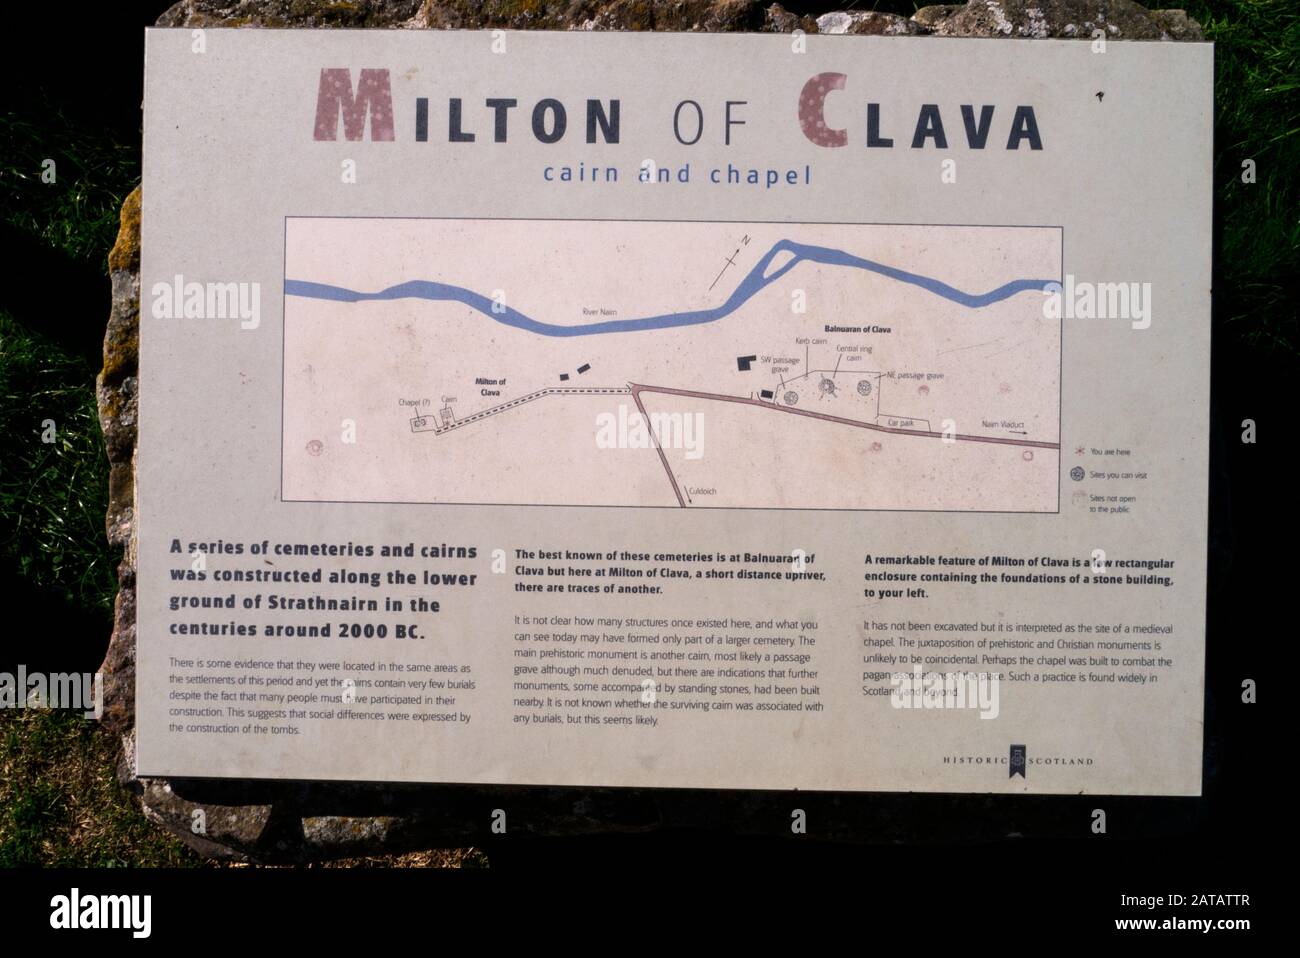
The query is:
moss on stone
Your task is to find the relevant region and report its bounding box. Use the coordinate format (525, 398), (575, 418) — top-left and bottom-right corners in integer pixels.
(106, 186), (140, 275)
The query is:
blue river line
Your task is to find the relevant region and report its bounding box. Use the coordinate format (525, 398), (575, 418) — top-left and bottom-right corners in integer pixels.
(283, 239), (1057, 338)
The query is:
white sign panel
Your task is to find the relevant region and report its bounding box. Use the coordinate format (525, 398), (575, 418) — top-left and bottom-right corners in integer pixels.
(139, 30), (1212, 794)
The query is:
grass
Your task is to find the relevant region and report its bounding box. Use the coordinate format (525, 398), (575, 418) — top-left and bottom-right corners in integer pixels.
(0, 710), (195, 866)
(0, 106), (139, 267)
(1190, 0), (1300, 352)
(0, 0), (1295, 866)
(0, 709), (487, 867)
(0, 310), (119, 619)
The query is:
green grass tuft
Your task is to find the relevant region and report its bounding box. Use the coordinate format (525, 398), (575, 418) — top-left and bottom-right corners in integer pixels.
(0, 310), (119, 618)
(0, 105), (139, 268)
(1191, 0), (1300, 352)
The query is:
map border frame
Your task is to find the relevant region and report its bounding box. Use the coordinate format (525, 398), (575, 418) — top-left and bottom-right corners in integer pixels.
(279, 215), (1065, 516)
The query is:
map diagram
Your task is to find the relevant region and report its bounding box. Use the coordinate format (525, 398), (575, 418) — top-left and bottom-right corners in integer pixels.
(282, 218), (1061, 511)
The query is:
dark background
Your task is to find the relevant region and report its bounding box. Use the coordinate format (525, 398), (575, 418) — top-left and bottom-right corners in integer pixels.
(0, 1), (1280, 922)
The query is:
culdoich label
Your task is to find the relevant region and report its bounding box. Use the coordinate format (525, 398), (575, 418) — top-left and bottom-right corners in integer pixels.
(1010, 744), (1027, 778)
